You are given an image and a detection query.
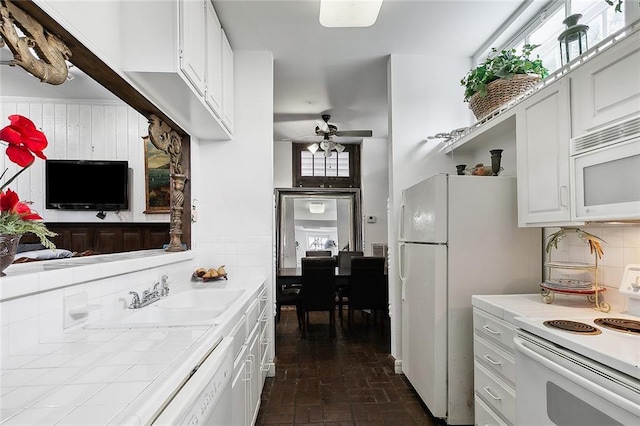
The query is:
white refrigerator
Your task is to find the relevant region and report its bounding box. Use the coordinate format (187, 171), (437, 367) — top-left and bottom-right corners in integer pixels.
(399, 173), (541, 425)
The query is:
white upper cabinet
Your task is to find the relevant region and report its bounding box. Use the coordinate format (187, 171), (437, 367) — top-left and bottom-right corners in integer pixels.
(179, 0), (207, 97)
(570, 29), (640, 137)
(122, 0), (232, 140)
(222, 29), (234, 133)
(515, 79), (578, 227)
(205, 0), (223, 118)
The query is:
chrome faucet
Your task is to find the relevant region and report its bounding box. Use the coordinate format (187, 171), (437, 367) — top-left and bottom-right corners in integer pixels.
(128, 291), (141, 309)
(160, 274), (170, 297)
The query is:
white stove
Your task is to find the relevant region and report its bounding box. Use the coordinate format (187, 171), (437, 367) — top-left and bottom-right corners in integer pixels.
(514, 264), (640, 379)
(512, 264), (640, 425)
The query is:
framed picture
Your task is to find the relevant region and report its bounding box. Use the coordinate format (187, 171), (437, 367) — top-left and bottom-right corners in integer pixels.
(144, 138), (171, 213)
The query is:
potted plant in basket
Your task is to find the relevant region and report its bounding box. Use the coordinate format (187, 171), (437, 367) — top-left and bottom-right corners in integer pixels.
(461, 44), (549, 120)
(0, 114), (56, 276)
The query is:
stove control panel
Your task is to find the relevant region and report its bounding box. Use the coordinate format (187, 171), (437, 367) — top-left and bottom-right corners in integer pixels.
(620, 264), (640, 316)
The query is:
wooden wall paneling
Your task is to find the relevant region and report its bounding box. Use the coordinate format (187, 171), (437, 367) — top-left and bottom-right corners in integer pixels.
(96, 228), (121, 253)
(54, 103), (67, 156)
(78, 104), (93, 159)
(67, 104), (81, 159)
(149, 228), (170, 249)
(122, 229), (143, 252)
(115, 106), (128, 160)
(103, 105), (117, 159)
(69, 227), (92, 253)
(91, 105), (105, 159)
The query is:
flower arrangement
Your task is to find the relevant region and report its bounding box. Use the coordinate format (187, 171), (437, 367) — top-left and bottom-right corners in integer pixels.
(0, 115), (56, 249)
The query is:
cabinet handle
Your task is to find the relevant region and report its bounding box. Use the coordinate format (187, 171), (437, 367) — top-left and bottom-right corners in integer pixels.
(482, 325), (501, 335)
(483, 354), (502, 365)
(483, 387), (502, 401)
(560, 186), (568, 207)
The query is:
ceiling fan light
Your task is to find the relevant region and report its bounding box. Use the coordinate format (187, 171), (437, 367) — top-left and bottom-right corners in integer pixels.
(335, 143), (345, 153)
(324, 149), (332, 158)
(309, 202), (325, 214)
(308, 143), (319, 154)
(320, 140), (331, 151)
(319, 0), (383, 28)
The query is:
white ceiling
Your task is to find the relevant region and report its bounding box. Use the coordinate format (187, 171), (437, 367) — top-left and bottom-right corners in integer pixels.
(1, 0), (540, 143)
(213, 0), (537, 142)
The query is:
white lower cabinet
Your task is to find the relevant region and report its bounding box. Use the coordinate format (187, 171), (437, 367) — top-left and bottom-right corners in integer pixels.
(230, 283), (271, 426)
(232, 344), (249, 426)
(247, 323), (261, 425)
(473, 308), (518, 425)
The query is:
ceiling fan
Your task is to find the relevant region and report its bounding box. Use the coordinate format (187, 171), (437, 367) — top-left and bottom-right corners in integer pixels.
(308, 114), (373, 157)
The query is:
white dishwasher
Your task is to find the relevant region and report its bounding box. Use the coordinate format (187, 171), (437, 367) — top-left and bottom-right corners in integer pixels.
(153, 336), (234, 425)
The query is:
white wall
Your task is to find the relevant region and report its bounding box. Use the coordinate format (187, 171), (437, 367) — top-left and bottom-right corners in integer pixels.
(192, 50), (274, 279)
(387, 53), (475, 364)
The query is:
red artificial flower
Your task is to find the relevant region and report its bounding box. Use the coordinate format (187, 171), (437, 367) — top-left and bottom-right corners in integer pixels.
(0, 115), (48, 167)
(0, 188), (42, 220)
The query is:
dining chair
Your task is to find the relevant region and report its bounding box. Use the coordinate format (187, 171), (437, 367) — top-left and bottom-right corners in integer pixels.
(336, 251), (364, 319)
(300, 257), (337, 338)
(275, 282), (303, 329)
(305, 250), (332, 257)
(348, 256), (388, 328)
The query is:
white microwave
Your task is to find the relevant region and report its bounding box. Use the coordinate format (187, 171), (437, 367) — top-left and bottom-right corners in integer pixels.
(571, 115), (640, 221)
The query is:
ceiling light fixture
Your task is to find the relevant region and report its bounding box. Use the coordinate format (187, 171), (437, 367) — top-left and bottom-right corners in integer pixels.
(308, 143), (319, 154)
(308, 138), (346, 157)
(309, 202), (325, 214)
(319, 0), (383, 28)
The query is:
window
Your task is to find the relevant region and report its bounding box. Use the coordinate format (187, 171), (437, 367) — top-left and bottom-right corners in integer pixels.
(293, 143), (361, 188)
(478, 1), (626, 75)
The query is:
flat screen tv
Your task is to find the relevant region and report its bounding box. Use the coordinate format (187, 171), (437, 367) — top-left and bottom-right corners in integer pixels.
(46, 160), (129, 211)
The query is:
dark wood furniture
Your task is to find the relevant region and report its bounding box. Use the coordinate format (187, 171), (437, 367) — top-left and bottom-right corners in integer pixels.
(300, 257), (337, 338)
(336, 251), (364, 318)
(21, 222), (170, 254)
(348, 256), (388, 326)
(305, 250), (332, 257)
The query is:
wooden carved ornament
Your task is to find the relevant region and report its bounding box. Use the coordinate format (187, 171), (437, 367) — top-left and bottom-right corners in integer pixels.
(147, 115), (187, 252)
(0, 0), (71, 85)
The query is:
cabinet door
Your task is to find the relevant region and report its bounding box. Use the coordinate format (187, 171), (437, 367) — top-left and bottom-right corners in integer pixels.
(205, 0), (222, 117)
(232, 346), (248, 426)
(570, 30), (640, 136)
(179, 0), (207, 96)
(222, 29), (234, 132)
(247, 324), (261, 425)
(516, 79), (572, 226)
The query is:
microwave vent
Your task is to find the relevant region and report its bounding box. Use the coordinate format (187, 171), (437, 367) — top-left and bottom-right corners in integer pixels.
(572, 115), (640, 155)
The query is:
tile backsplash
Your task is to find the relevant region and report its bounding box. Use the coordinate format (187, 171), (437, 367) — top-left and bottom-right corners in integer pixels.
(543, 224), (640, 310)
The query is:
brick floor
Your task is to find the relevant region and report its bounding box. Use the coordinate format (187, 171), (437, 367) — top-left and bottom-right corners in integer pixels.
(256, 308), (443, 425)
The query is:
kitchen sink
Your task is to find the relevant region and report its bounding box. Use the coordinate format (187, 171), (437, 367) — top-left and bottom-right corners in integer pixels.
(86, 288), (247, 329)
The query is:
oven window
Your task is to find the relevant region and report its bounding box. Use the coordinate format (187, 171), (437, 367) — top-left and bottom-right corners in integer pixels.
(547, 382), (623, 426)
(583, 154), (640, 206)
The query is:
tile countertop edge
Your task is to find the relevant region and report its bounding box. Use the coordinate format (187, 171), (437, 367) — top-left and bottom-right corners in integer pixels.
(0, 250), (197, 302)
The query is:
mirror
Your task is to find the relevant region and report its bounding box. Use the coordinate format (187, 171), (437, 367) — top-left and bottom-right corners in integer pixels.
(276, 188), (362, 269)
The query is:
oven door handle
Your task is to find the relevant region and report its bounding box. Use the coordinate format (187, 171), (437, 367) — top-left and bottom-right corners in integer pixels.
(514, 337), (640, 417)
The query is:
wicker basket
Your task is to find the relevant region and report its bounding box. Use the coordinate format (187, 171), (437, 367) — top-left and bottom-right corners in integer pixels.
(468, 74), (541, 120)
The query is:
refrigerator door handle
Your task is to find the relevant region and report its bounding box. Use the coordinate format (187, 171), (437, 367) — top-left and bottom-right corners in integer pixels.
(398, 242), (406, 300)
(399, 201), (405, 241)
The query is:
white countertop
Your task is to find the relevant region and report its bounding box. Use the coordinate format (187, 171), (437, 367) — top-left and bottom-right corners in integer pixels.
(471, 292), (623, 325)
(0, 276), (265, 425)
